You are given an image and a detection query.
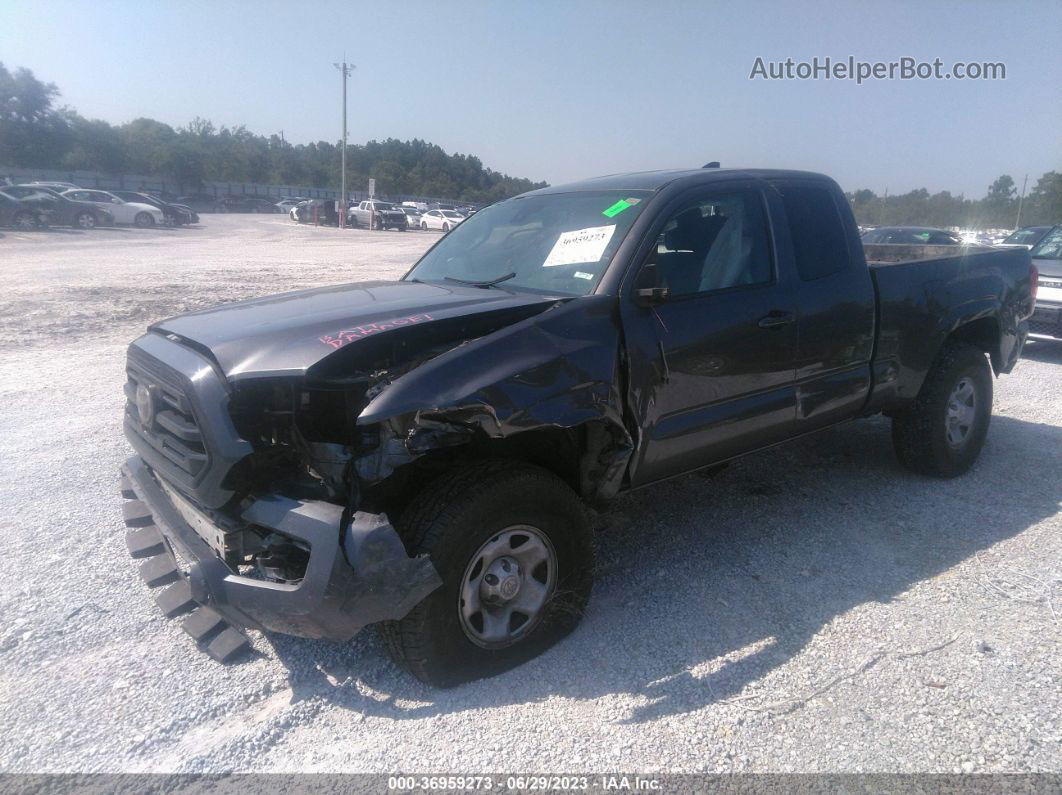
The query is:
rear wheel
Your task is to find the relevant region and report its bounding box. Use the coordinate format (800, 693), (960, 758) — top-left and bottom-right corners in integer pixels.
(892, 341), (993, 477)
(74, 212), (96, 229)
(381, 461), (594, 687)
(421, 221), (428, 231)
(134, 212), (155, 228)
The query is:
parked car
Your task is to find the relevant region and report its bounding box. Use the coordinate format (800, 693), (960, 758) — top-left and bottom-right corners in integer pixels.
(997, 225), (1053, 250)
(419, 208), (465, 231)
(25, 180), (80, 190)
(4, 185), (114, 229)
(111, 191), (198, 225)
(218, 196), (282, 213)
(175, 194), (224, 214)
(0, 189), (50, 228)
(61, 189), (165, 227)
(399, 206), (423, 228)
(1027, 225), (1062, 340)
(861, 226), (962, 245)
(275, 198), (302, 212)
(291, 198), (339, 225)
(117, 166), (1034, 682)
(402, 201), (429, 211)
(348, 200), (408, 230)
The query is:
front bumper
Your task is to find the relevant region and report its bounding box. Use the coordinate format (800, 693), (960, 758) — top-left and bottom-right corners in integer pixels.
(1030, 286), (1062, 339)
(119, 455), (442, 662)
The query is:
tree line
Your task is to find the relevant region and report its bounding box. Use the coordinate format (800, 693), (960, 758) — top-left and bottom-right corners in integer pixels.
(846, 172), (1061, 230)
(0, 62), (546, 203)
(2, 61), (1059, 224)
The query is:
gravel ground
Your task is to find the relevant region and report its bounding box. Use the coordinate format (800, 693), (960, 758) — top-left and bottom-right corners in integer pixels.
(1, 215), (1060, 774)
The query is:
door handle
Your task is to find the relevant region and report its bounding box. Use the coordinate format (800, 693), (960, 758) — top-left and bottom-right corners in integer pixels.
(758, 311), (795, 329)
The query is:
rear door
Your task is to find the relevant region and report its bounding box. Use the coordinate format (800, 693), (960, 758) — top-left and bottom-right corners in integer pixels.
(769, 180), (876, 431)
(622, 181), (799, 485)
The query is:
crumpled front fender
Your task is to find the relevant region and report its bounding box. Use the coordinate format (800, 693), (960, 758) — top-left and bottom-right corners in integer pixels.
(355, 295), (634, 501)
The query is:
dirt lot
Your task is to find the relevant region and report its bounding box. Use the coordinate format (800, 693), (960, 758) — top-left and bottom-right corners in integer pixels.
(1, 215), (1060, 774)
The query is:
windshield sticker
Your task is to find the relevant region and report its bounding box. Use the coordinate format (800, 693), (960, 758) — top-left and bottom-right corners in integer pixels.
(543, 225), (616, 267)
(574, 271), (594, 280)
(602, 197), (641, 218)
(320, 313), (433, 349)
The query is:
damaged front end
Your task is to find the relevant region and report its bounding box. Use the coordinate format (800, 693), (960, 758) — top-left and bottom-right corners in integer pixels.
(120, 287), (634, 661)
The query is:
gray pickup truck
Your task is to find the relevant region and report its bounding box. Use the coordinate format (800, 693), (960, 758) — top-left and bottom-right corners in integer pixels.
(347, 200), (408, 230)
(119, 166), (1034, 686)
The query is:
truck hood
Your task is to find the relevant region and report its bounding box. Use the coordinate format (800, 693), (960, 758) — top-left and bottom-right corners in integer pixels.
(1033, 256), (1062, 279)
(151, 280), (561, 380)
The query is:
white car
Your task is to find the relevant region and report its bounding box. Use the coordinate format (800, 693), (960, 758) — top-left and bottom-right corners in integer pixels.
(61, 189), (165, 227)
(275, 198), (302, 212)
(420, 209), (465, 232)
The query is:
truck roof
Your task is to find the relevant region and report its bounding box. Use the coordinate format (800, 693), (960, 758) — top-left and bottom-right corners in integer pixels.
(525, 168), (833, 196)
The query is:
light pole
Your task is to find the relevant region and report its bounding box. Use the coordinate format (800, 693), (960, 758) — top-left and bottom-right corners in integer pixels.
(1015, 173), (1028, 230)
(333, 60), (355, 228)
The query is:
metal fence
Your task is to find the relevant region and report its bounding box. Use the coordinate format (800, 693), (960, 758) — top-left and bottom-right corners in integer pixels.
(0, 166), (464, 207)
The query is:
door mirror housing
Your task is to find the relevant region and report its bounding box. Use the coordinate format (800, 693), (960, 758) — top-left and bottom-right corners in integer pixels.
(635, 287), (671, 306)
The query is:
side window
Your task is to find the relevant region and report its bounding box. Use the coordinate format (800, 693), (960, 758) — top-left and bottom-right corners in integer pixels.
(777, 184), (850, 281)
(640, 190), (772, 297)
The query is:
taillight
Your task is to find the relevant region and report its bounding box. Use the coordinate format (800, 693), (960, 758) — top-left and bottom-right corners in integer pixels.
(1030, 265), (1038, 304)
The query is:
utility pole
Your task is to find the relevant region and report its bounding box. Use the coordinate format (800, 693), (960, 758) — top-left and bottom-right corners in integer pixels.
(333, 59), (355, 228)
(1015, 173), (1028, 230)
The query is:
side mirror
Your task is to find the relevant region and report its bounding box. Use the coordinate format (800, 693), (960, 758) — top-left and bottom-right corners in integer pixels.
(636, 287), (671, 306)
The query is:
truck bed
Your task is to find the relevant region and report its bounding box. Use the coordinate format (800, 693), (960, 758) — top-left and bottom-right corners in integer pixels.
(865, 245), (1033, 411)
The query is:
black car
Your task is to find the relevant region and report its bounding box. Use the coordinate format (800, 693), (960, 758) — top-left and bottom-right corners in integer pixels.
(219, 195), (281, 213)
(3, 185), (114, 229)
(861, 226), (962, 245)
(0, 189), (50, 228)
(175, 194), (224, 213)
(291, 198), (339, 225)
(111, 191), (199, 225)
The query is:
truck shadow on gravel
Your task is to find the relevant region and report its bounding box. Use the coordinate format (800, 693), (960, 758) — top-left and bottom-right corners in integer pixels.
(267, 414), (1062, 723)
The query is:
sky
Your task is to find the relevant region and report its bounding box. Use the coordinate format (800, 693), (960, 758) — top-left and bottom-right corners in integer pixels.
(1, 0), (1059, 197)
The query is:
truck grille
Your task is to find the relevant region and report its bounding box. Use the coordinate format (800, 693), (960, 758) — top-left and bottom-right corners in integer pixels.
(125, 357), (208, 480)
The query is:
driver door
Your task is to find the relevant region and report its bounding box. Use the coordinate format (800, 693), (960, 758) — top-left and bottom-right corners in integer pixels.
(621, 183), (798, 486)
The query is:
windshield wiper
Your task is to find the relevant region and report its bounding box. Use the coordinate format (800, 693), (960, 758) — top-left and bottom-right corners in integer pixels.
(443, 272), (517, 288)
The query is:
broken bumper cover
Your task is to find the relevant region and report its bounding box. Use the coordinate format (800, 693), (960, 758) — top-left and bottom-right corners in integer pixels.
(119, 455), (442, 662)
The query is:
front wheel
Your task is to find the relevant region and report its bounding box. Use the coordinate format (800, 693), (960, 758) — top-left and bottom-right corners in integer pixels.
(892, 341), (993, 477)
(134, 212), (155, 228)
(381, 461), (594, 687)
(13, 211), (37, 229)
(74, 212), (96, 229)
(442, 222), (451, 232)
(420, 221), (428, 231)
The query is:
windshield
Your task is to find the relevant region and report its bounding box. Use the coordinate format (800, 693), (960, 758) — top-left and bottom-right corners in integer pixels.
(407, 190), (651, 296)
(1004, 227), (1047, 245)
(1030, 228), (1062, 260)
(441, 210), (462, 219)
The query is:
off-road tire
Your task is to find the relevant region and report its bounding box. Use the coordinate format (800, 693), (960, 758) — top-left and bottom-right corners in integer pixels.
(891, 341), (993, 477)
(134, 212), (154, 228)
(381, 461), (594, 687)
